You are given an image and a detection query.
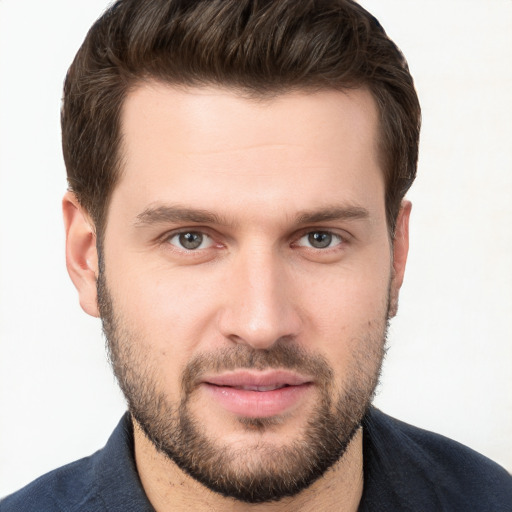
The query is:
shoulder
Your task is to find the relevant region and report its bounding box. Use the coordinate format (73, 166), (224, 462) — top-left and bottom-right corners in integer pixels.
(0, 454), (104, 512)
(361, 408), (512, 512)
(1, 414), (152, 512)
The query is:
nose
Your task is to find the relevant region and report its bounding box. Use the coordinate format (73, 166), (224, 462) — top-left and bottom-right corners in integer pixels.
(217, 246), (302, 350)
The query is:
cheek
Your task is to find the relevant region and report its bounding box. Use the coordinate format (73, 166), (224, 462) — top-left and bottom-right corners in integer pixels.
(303, 259), (391, 325)
(108, 262), (223, 356)
(299, 259), (391, 364)
(105, 268), (221, 405)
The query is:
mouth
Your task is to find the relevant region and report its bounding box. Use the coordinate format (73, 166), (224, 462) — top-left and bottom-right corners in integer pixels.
(225, 384), (291, 391)
(200, 370), (314, 418)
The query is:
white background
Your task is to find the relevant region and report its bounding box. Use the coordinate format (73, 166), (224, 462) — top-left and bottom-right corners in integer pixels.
(1, 0), (511, 497)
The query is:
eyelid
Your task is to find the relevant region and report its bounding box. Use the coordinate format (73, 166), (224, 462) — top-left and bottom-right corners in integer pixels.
(161, 227), (217, 251)
(292, 228), (350, 249)
(156, 226), (350, 253)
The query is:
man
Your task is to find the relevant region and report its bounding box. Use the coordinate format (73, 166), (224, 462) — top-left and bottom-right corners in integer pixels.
(1, 0), (511, 510)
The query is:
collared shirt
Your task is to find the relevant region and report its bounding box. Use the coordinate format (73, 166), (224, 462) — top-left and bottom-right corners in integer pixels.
(2, 408), (512, 511)
(1, 412), (153, 512)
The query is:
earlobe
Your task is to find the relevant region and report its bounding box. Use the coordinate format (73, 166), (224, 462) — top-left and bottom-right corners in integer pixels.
(388, 200), (411, 318)
(63, 191), (100, 318)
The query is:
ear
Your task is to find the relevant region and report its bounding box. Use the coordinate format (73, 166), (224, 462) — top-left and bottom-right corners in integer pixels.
(388, 200), (411, 318)
(63, 191), (100, 318)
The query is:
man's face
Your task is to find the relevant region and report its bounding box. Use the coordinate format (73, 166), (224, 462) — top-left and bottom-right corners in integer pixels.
(90, 84), (408, 502)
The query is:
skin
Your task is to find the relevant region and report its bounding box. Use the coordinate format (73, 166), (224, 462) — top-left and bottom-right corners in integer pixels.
(63, 83), (410, 511)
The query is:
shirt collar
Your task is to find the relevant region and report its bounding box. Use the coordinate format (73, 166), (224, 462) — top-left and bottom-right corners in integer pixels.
(92, 412), (155, 511)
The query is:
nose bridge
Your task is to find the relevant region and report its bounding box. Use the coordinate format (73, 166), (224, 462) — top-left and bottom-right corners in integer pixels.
(219, 243), (300, 349)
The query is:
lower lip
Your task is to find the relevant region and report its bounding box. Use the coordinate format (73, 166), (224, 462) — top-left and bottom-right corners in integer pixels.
(201, 383), (313, 418)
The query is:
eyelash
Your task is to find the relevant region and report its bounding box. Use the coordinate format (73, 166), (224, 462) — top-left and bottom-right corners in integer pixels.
(162, 228), (348, 253)
(294, 231), (345, 250)
(166, 230), (215, 251)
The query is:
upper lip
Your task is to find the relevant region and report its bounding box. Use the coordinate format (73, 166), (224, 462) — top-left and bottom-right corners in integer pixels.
(202, 370), (313, 388)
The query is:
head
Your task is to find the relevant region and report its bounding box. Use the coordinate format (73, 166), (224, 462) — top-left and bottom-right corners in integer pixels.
(62, 0), (419, 505)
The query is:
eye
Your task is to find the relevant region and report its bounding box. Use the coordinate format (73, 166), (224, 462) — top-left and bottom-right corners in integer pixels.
(296, 231), (343, 249)
(167, 231), (213, 250)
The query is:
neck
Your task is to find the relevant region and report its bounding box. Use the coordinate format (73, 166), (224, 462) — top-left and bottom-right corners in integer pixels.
(133, 420), (364, 512)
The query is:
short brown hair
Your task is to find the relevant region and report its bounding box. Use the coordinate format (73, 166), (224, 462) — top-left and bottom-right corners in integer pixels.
(62, 0), (420, 237)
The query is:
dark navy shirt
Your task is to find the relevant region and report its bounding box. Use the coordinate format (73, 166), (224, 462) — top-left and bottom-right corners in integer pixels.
(2, 409), (511, 511)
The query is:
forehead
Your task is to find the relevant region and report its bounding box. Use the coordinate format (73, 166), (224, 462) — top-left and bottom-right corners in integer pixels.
(113, 83), (384, 226)
(120, 83), (379, 160)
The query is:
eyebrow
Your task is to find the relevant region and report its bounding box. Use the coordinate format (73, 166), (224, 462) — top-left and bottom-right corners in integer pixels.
(134, 204), (370, 227)
(135, 205), (230, 227)
(295, 206), (370, 224)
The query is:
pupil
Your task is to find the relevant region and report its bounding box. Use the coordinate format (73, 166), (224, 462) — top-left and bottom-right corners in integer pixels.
(179, 232), (202, 249)
(308, 232), (331, 248)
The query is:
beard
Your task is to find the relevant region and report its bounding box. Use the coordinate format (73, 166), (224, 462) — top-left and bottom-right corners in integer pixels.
(97, 268), (388, 504)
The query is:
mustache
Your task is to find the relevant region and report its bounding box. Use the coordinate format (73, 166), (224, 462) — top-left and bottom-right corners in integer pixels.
(181, 340), (334, 395)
